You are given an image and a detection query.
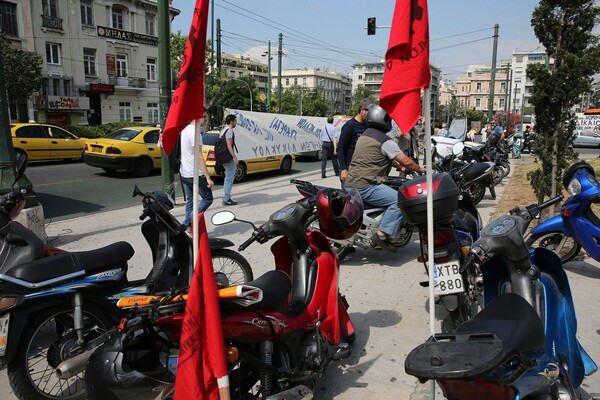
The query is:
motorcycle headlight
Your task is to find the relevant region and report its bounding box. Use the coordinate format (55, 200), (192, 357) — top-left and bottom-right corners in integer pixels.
(567, 177), (582, 195)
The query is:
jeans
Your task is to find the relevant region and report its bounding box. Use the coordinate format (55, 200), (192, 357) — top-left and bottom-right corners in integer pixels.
(321, 142), (339, 177)
(356, 184), (403, 237)
(181, 175), (213, 227)
(222, 160), (236, 202)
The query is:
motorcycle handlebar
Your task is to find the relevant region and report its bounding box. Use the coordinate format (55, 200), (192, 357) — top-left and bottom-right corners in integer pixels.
(238, 234), (257, 252)
(538, 194), (564, 210)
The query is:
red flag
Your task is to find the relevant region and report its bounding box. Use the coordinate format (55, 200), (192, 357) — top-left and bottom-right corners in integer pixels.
(379, 0), (430, 135)
(161, 0), (210, 155)
(174, 213), (229, 400)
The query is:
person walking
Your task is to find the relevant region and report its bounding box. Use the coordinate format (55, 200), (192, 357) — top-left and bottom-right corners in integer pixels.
(220, 114), (239, 206)
(180, 114), (214, 233)
(320, 116), (339, 178)
(338, 99), (372, 190)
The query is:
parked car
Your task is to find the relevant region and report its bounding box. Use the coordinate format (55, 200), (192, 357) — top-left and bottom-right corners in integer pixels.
(83, 126), (161, 177)
(295, 149), (322, 160)
(202, 130), (295, 182)
(11, 123), (86, 162)
(573, 130), (600, 148)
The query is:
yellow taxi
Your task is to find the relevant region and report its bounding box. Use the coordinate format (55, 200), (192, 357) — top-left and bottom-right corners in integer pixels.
(84, 126), (161, 177)
(202, 130), (295, 182)
(11, 123), (86, 162)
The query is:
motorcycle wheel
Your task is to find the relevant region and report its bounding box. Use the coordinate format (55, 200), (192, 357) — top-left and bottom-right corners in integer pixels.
(332, 243), (352, 262)
(499, 161), (511, 178)
(525, 232), (581, 264)
(7, 303), (112, 400)
(492, 166), (504, 185)
(469, 182), (486, 205)
(212, 248), (254, 286)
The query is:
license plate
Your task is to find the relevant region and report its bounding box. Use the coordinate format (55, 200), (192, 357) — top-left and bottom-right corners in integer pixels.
(92, 147), (102, 153)
(434, 261), (465, 295)
(0, 314), (9, 357)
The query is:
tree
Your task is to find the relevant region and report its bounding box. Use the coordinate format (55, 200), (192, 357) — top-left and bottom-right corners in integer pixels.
(280, 86), (329, 117)
(350, 85), (377, 115)
(527, 0), (600, 202)
(170, 30), (187, 87)
(0, 36), (42, 121)
(213, 76), (258, 114)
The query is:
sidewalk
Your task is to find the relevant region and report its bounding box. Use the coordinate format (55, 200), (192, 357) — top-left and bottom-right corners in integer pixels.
(2, 157), (599, 399)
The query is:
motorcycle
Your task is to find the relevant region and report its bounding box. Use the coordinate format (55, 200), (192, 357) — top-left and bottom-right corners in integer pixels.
(405, 195), (598, 399)
(293, 177), (414, 260)
(0, 159), (252, 400)
(526, 160), (600, 264)
(85, 187), (363, 399)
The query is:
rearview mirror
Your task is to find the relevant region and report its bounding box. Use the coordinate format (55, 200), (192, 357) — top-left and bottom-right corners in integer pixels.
(212, 211), (235, 226)
(452, 141), (465, 155)
(13, 151), (28, 182)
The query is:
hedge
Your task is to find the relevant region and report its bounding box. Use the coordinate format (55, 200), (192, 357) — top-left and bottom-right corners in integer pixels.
(59, 122), (135, 139)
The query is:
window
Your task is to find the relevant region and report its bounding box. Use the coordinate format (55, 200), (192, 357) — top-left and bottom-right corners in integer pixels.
(144, 129), (160, 144)
(461, 86), (465, 93)
(0, 1), (18, 37)
(15, 126), (48, 139)
(145, 13), (155, 35)
(63, 79), (71, 96)
(116, 54), (127, 77)
(83, 48), (96, 76)
(112, 7), (124, 29)
(358, 75), (363, 80)
(285, 78), (289, 86)
(42, 0), (57, 17)
(500, 82), (506, 93)
(46, 42), (61, 64)
(499, 98), (505, 108)
(147, 103), (159, 124)
(119, 102), (132, 122)
(476, 82), (482, 92)
(80, 0), (93, 25)
(515, 56), (523, 63)
(52, 79), (60, 95)
(302, 77), (306, 86)
(475, 98), (481, 107)
(146, 57), (156, 81)
(294, 78), (298, 85)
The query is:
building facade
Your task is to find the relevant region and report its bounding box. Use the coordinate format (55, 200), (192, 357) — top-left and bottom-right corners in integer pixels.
(511, 50), (551, 115)
(2, 0), (179, 125)
(221, 53), (269, 96)
(455, 62), (511, 114)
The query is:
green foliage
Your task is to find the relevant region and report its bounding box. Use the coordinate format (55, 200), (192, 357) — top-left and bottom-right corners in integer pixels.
(350, 85), (378, 116)
(0, 35), (43, 120)
(60, 122), (133, 139)
(528, 0), (600, 201)
(280, 86), (329, 117)
(170, 30), (187, 86)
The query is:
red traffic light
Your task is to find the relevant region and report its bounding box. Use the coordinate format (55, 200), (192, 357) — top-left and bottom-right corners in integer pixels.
(367, 17), (376, 35)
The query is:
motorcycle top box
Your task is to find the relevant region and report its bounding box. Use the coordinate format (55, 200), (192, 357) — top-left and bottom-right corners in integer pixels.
(397, 172), (460, 228)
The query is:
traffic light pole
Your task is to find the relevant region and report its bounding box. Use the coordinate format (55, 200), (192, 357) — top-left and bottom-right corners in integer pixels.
(158, 0), (174, 198)
(267, 40), (271, 111)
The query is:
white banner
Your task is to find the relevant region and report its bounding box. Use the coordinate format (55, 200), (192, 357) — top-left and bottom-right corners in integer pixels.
(226, 109), (350, 160)
(576, 113), (600, 133)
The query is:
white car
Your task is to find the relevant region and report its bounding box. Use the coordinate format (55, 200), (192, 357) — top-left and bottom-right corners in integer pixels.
(573, 130), (600, 148)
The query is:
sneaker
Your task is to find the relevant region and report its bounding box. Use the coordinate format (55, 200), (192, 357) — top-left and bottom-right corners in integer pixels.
(322, 175), (327, 179)
(222, 198), (238, 206)
(372, 234), (396, 252)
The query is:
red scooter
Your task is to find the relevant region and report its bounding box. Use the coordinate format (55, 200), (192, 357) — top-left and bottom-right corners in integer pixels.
(85, 188), (363, 400)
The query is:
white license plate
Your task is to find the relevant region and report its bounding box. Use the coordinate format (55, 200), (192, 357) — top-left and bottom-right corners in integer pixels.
(0, 314), (9, 357)
(434, 261), (465, 295)
(92, 147), (102, 153)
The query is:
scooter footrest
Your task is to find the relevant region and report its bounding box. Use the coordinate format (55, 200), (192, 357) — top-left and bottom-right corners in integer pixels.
(405, 332), (507, 380)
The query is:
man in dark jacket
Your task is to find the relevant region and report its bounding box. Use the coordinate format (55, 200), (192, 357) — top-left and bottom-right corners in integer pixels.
(338, 99), (372, 190)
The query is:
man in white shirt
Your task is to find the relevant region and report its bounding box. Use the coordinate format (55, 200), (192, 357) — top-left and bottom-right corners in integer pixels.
(179, 113), (214, 231)
(320, 116), (339, 178)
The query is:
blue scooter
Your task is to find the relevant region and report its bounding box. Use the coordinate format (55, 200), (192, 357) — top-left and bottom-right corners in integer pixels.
(526, 161), (600, 263)
(405, 196), (597, 399)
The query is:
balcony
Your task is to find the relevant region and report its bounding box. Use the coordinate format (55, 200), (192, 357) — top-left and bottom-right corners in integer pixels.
(109, 76), (147, 88)
(42, 15), (63, 31)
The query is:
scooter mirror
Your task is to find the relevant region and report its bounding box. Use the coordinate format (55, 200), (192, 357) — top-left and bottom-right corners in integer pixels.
(452, 141), (465, 155)
(212, 211), (235, 226)
(14, 151), (28, 182)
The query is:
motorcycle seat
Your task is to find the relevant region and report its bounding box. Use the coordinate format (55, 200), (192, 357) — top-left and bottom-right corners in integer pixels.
(4, 241), (134, 285)
(459, 162), (492, 184)
(456, 293), (545, 354)
(244, 270), (291, 311)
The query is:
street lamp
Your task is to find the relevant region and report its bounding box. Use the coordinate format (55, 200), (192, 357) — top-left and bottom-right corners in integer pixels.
(299, 84), (306, 116)
(231, 78), (253, 112)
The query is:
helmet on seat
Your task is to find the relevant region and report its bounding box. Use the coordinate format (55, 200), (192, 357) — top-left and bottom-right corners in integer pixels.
(316, 188), (363, 239)
(365, 105), (393, 132)
(562, 161), (595, 190)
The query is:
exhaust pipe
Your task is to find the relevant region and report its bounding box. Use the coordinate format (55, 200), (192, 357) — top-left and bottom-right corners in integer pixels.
(55, 348), (97, 379)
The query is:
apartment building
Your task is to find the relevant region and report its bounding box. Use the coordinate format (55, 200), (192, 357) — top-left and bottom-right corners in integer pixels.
(511, 50), (551, 114)
(1, 0), (179, 125)
(455, 63), (511, 114)
(221, 53), (269, 95)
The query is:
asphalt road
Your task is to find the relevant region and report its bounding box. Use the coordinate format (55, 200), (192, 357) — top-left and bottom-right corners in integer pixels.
(24, 157), (322, 221)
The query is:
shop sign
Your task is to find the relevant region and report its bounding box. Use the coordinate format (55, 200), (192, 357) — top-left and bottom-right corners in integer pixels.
(45, 96), (90, 110)
(89, 84), (115, 94)
(97, 26), (158, 46)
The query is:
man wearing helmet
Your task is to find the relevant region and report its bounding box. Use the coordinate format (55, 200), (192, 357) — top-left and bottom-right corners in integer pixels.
(346, 105), (425, 251)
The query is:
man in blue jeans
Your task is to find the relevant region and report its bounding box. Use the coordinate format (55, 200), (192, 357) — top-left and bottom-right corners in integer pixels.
(179, 115), (214, 232)
(346, 105), (425, 251)
(220, 114), (238, 206)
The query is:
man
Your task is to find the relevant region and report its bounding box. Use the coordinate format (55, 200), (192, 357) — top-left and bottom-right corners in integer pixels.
(320, 116), (339, 178)
(437, 123), (448, 136)
(220, 114), (239, 206)
(180, 114), (214, 232)
(346, 105), (425, 251)
(488, 120), (505, 146)
(338, 99), (372, 190)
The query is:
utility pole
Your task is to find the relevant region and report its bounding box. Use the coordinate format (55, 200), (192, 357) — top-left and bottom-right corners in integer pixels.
(0, 32), (17, 191)
(267, 40), (272, 111)
(504, 64), (510, 122)
(277, 33), (283, 113)
(216, 19), (221, 73)
(488, 24), (499, 122)
(210, 0), (214, 70)
(158, 0), (174, 198)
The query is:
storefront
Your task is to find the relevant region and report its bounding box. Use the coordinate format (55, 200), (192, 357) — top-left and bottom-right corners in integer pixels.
(35, 95), (90, 125)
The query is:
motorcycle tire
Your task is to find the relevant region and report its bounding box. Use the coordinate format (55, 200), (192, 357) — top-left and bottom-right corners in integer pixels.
(499, 161), (511, 179)
(7, 303), (113, 400)
(469, 182), (486, 205)
(492, 166), (504, 186)
(525, 232), (582, 264)
(212, 248), (253, 286)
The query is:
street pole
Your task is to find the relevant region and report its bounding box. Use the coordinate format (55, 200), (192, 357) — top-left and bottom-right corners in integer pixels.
(504, 65), (510, 125)
(267, 40), (271, 111)
(299, 86), (303, 116)
(488, 24), (499, 122)
(0, 32), (16, 190)
(158, 0), (174, 198)
(231, 78), (252, 112)
(277, 33), (283, 113)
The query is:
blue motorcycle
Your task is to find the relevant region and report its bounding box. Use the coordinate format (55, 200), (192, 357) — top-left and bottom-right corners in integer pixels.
(405, 196), (597, 399)
(526, 161), (600, 263)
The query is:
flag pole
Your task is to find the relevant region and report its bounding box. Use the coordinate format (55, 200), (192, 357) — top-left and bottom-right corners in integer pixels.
(192, 120), (201, 273)
(423, 86), (436, 400)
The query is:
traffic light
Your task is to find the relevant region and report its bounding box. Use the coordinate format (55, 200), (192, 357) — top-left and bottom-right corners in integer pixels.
(367, 17), (376, 35)
(260, 102), (266, 112)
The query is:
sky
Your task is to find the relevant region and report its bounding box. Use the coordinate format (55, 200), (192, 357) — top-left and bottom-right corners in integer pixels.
(170, 0), (545, 82)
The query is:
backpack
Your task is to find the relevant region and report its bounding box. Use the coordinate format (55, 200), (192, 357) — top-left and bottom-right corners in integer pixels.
(214, 129), (234, 164)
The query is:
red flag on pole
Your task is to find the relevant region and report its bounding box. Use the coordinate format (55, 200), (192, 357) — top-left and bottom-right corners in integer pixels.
(379, 0), (430, 135)
(161, 0), (210, 155)
(174, 213), (229, 400)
